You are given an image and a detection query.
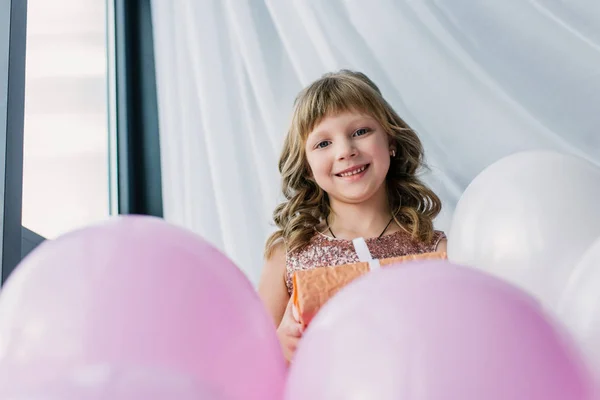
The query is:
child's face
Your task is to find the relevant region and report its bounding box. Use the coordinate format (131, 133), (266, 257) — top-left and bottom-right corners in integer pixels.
(304, 110), (392, 205)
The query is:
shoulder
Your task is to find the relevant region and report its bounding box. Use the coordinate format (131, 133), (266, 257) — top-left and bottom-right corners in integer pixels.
(258, 239), (287, 297)
(286, 230), (322, 258)
(264, 239), (287, 271)
(370, 228), (444, 258)
(432, 230), (447, 253)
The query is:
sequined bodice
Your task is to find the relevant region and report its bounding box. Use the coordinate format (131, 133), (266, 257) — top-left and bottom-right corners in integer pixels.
(285, 229), (446, 295)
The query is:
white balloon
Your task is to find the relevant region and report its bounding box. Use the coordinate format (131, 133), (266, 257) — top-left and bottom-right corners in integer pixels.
(448, 151), (600, 306)
(557, 237), (600, 379)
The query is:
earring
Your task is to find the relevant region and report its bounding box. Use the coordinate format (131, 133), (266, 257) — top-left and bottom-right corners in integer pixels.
(390, 149), (396, 157)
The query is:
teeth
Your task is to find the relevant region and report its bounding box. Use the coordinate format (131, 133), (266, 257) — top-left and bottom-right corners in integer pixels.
(339, 165), (366, 177)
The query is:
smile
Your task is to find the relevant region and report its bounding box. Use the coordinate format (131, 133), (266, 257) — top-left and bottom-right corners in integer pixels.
(335, 164), (369, 177)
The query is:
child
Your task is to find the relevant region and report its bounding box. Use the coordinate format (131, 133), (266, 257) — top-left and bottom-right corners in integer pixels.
(258, 70), (447, 363)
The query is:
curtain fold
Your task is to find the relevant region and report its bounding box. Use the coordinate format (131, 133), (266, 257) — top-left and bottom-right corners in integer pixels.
(151, 0), (600, 284)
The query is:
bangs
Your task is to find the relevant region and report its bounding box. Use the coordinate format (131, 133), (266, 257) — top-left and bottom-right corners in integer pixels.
(293, 76), (385, 141)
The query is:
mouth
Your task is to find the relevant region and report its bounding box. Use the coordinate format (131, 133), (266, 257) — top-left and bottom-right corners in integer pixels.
(335, 164), (370, 177)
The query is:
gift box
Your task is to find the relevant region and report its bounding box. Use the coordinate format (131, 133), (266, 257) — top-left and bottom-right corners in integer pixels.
(292, 251), (447, 326)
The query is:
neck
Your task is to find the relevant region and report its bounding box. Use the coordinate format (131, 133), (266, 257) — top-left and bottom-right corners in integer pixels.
(326, 187), (393, 239)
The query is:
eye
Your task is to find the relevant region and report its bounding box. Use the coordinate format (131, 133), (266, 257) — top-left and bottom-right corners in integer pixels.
(315, 140), (331, 149)
(353, 127), (371, 137)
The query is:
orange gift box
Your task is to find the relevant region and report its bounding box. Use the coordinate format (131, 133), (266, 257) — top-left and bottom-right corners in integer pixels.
(292, 252), (447, 326)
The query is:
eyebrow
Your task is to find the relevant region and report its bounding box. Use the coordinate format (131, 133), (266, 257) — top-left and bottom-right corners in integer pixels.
(309, 116), (375, 139)
(307, 129), (327, 142)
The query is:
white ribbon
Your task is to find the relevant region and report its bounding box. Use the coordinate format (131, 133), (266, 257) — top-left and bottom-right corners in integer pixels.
(352, 237), (380, 270)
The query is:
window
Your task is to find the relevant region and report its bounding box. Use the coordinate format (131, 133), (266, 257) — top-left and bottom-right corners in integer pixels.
(22, 0), (112, 238)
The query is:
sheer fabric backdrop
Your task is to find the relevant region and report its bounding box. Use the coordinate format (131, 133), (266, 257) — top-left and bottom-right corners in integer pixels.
(150, 0), (600, 284)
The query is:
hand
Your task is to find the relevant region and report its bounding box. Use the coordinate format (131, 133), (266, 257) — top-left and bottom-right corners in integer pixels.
(277, 298), (304, 364)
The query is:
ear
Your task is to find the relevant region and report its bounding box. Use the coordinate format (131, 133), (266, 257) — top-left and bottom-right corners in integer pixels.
(387, 135), (397, 153)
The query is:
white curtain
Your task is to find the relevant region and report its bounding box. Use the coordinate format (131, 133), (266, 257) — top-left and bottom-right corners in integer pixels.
(150, 0), (600, 285)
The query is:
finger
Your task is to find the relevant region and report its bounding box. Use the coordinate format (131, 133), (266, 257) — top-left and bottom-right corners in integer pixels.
(285, 296), (294, 312)
(284, 350), (295, 365)
(286, 323), (303, 337)
(286, 300), (300, 322)
(287, 338), (299, 352)
(291, 303), (301, 323)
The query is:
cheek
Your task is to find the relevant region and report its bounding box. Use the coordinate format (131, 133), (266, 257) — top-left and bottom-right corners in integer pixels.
(365, 138), (390, 161)
(306, 153), (331, 178)
(367, 140), (392, 173)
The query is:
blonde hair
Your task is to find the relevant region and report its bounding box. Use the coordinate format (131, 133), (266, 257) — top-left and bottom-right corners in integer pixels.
(264, 70), (441, 258)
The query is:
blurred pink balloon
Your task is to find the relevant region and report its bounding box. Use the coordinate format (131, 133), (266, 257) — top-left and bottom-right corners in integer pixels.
(286, 261), (596, 400)
(0, 216), (285, 400)
(0, 364), (228, 399)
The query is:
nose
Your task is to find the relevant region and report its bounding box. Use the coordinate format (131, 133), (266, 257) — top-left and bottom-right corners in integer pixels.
(336, 139), (357, 160)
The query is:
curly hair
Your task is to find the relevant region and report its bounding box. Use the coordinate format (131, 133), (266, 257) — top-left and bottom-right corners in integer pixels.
(264, 70), (441, 259)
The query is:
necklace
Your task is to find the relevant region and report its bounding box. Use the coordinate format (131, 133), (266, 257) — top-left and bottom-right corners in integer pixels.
(327, 216), (395, 239)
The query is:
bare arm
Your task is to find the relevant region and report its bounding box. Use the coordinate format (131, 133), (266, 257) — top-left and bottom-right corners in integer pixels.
(436, 237), (448, 253)
(257, 242), (289, 327)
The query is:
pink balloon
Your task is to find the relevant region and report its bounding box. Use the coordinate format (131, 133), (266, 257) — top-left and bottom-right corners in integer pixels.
(0, 216), (285, 400)
(286, 261), (596, 400)
(0, 364), (227, 399)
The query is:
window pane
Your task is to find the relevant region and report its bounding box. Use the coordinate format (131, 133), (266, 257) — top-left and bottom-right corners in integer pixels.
(22, 0), (111, 238)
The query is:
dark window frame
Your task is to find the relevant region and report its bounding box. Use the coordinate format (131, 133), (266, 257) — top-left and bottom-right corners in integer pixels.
(112, 0), (163, 217)
(1, 0), (28, 283)
(1, 0), (162, 284)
